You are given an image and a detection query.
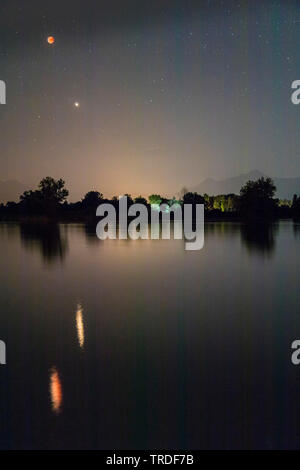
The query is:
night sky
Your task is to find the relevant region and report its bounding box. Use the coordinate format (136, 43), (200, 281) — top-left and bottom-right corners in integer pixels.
(1, 0), (300, 200)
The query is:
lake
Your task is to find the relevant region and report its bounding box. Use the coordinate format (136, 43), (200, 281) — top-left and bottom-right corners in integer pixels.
(0, 220), (300, 450)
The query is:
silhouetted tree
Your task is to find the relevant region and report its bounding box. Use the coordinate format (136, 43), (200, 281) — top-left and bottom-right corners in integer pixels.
(123, 194), (134, 205)
(38, 177), (68, 203)
(20, 190), (44, 214)
(239, 177), (277, 219)
(82, 191), (103, 207)
(183, 192), (205, 205)
(182, 192), (205, 220)
(134, 196), (148, 205)
(292, 194), (300, 220)
(2, 173), (297, 223)
(20, 177), (69, 216)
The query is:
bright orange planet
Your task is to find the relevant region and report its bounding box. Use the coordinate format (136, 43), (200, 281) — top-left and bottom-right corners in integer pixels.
(47, 36), (55, 45)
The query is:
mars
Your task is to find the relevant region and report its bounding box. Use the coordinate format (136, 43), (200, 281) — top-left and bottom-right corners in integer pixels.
(47, 36), (55, 45)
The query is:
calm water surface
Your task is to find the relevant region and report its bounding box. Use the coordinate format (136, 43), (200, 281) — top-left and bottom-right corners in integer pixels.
(0, 221), (300, 450)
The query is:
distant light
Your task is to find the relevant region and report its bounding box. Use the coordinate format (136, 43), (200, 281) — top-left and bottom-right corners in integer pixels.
(47, 36), (55, 45)
(76, 304), (84, 349)
(74, 102), (80, 108)
(49, 367), (62, 414)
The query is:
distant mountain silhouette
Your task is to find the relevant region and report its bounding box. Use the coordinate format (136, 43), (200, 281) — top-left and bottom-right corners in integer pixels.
(190, 170), (300, 199)
(0, 180), (28, 203)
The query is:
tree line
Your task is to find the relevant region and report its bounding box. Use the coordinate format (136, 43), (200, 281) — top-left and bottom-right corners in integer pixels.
(1, 175), (300, 220)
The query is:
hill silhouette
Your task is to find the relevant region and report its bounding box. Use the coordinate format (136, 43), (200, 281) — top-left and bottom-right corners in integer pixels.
(190, 170), (300, 199)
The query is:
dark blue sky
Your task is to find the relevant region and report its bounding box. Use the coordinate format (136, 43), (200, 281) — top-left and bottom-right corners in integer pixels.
(1, 0), (300, 199)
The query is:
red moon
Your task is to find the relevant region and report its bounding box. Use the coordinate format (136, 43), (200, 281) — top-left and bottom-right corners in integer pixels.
(47, 36), (55, 45)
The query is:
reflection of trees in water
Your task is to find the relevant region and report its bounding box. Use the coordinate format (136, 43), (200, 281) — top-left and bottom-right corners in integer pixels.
(205, 222), (241, 238)
(83, 222), (99, 244)
(204, 222), (277, 256)
(18, 221), (279, 260)
(293, 223), (300, 239)
(83, 221), (279, 257)
(83, 222), (130, 244)
(240, 223), (278, 256)
(20, 223), (68, 264)
(0, 223), (20, 241)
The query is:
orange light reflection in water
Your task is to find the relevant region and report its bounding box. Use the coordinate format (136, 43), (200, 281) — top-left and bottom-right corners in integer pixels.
(76, 303), (85, 349)
(49, 367), (63, 414)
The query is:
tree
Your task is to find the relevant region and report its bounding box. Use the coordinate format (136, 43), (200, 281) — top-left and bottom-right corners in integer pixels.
(149, 194), (162, 205)
(183, 192), (205, 205)
(82, 191), (104, 207)
(122, 194), (133, 205)
(227, 194), (240, 212)
(239, 177), (277, 219)
(240, 177), (276, 200)
(134, 196), (148, 205)
(20, 177), (69, 215)
(203, 193), (214, 210)
(212, 194), (239, 212)
(38, 177), (69, 203)
(292, 194), (300, 220)
(168, 197), (181, 207)
(20, 190), (44, 213)
(278, 199), (292, 208)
